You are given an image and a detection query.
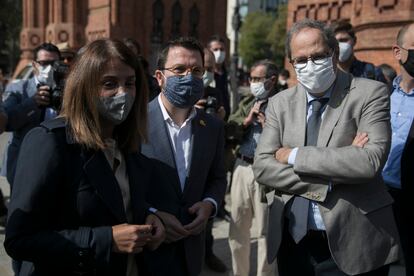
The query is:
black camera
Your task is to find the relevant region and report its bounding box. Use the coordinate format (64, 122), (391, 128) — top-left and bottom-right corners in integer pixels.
(50, 61), (69, 110)
(205, 96), (218, 115)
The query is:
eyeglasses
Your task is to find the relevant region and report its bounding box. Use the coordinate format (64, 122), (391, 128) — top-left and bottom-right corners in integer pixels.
(290, 52), (333, 69)
(249, 76), (268, 83)
(161, 65), (205, 78)
(35, 60), (57, 67)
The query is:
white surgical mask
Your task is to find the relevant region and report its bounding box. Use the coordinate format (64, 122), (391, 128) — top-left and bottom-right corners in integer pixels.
(98, 92), (135, 125)
(278, 78), (287, 86)
(213, 50), (226, 64)
(250, 80), (270, 100)
(338, 42), (353, 62)
(295, 56), (336, 94)
(202, 71), (214, 87)
(37, 65), (55, 88)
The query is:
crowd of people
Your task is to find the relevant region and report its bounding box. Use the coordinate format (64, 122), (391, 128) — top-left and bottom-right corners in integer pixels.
(0, 18), (412, 276)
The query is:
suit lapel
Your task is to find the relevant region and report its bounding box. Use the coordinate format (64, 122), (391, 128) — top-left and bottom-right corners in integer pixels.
(125, 155), (146, 224)
(149, 100), (182, 197)
(289, 85), (308, 147)
(318, 71), (352, 146)
(83, 150), (127, 222)
(183, 110), (204, 197)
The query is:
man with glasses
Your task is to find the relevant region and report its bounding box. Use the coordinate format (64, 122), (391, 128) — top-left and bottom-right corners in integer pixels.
(227, 59), (279, 276)
(141, 37), (226, 276)
(253, 19), (400, 276)
(2, 42), (61, 187)
(382, 23), (414, 276)
(330, 20), (386, 83)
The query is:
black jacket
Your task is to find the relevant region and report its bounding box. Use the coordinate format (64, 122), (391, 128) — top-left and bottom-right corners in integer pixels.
(4, 117), (155, 276)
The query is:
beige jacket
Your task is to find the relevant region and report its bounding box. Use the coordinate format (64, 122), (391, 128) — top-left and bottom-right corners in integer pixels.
(253, 70), (400, 275)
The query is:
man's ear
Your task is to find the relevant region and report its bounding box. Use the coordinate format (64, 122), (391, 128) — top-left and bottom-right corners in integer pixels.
(154, 70), (164, 88)
(392, 45), (402, 62)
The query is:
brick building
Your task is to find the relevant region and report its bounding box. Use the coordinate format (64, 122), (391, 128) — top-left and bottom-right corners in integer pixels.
(287, 0), (414, 74)
(15, 0), (228, 75)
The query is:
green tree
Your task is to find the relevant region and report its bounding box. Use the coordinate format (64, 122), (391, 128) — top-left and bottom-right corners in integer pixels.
(239, 11), (274, 68)
(0, 0), (22, 75)
(267, 4), (288, 69)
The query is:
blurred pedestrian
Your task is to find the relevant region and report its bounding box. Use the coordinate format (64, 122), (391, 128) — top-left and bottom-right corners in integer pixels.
(379, 63), (397, 93)
(253, 19), (399, 276)
(278, 69), (290, 90)
(331, 20), (387, 83)
(4, 39), (165, 276)
(2, 43), (61, 186)
(228, 59), (279, 276)
(382, 23), (414, 276)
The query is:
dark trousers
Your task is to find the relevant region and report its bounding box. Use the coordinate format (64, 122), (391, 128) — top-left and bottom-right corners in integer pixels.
(389, 188), (413, 276)
(205, 219), (214, 257)
(278, 221), (390, 276)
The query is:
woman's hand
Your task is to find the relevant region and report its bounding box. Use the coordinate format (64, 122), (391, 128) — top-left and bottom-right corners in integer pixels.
(145, 214), (166, 251)
(112, 223), (153, 254)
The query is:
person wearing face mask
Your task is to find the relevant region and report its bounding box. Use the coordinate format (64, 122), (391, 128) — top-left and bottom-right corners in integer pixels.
(141, 37), (226, 276)
(382, 23), (414, 276)
(277, 69), (290, 91)
(227, 60), (279, 276)
(208, 35), (231, 120)
(1, 43), (62, 188)
(4, 39), (166, 276)
(253, 19), (400, 276)
(330, 20), (386, 84)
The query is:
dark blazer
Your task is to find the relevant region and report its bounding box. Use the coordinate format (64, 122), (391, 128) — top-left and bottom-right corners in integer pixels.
(401, 120), (414, 194)
(4, 118), (154, 276)
(141, 98), (226, 276)
(3, 77), (44, 185)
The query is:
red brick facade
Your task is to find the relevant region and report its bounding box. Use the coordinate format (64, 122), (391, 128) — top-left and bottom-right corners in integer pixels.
(16, 0), (227, 75)
(287, 0), (414, 74)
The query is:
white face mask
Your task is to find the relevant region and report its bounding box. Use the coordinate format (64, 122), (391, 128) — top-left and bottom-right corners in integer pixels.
(278, 78), (287, 86)
(213, 50), (226, 64)
(250, 80), (270, 100)
(295, 56), (336, 94)
(338, 42), (353, 62)
(202, 71), (214, 87)
(98, 92), (135, 125)
(37, 64), (55, 87)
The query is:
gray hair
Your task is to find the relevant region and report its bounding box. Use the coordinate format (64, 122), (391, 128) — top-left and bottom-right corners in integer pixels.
(251, 59), (279, 79)
(285, 19), (338, 60)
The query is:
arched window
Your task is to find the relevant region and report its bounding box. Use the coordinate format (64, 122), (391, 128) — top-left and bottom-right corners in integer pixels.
(189, 3), (199, 38)
(171, 0), (182, 39)
(152, 0), (164, 43)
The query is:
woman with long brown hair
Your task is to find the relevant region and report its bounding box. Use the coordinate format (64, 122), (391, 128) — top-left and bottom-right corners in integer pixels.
(4, 39), (165, 276)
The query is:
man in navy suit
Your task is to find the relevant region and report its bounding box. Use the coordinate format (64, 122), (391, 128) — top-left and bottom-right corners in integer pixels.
(141, 37), (227, 276)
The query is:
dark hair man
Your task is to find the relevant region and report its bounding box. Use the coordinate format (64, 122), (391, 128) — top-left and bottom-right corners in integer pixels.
(382, 23), (414, 276)
(208, 35), (230, 119)
(253, 19), (399, 276)
(141, 37), (226, 276)
(228, 59), (279, 276)
(331, 20), (386, 83)
(2, 42), (61, 186)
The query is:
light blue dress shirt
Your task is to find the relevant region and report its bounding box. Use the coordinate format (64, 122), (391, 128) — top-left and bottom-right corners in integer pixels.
(382, 76), (414, 189)
(288, 88), (332, 231)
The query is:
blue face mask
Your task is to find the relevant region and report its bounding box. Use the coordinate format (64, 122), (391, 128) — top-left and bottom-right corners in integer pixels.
(162, 74), (204, 108)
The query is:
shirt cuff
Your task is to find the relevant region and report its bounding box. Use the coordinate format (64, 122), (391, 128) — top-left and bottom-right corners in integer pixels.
(288, 147), (299, 165)
(203, 198), (218, 217)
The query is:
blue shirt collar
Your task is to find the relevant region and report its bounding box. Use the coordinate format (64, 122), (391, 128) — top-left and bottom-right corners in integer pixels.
(306, 84), (333, 104)
(392, 75), (414, 96)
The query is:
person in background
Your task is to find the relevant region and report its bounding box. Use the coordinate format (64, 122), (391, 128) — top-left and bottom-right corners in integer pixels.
(3, 43), (61, 186)
(123, 37), (161, 102)
(208, 35), (230, 119)
(57, 42), (76, 65)
(228, 59), (279, 276)
(142, 37), (226, 276)
(382, 23), (414, 276)
(379, 63), (397, 93)
(253, 19), (399, 276)
(4, 38), (165, 275)
(0, 81), (8, 225)
(278, 69), (290, 91)
(331, 20), (386, 83)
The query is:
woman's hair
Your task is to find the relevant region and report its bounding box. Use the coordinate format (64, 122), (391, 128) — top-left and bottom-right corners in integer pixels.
(60, 39), (148, 153)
